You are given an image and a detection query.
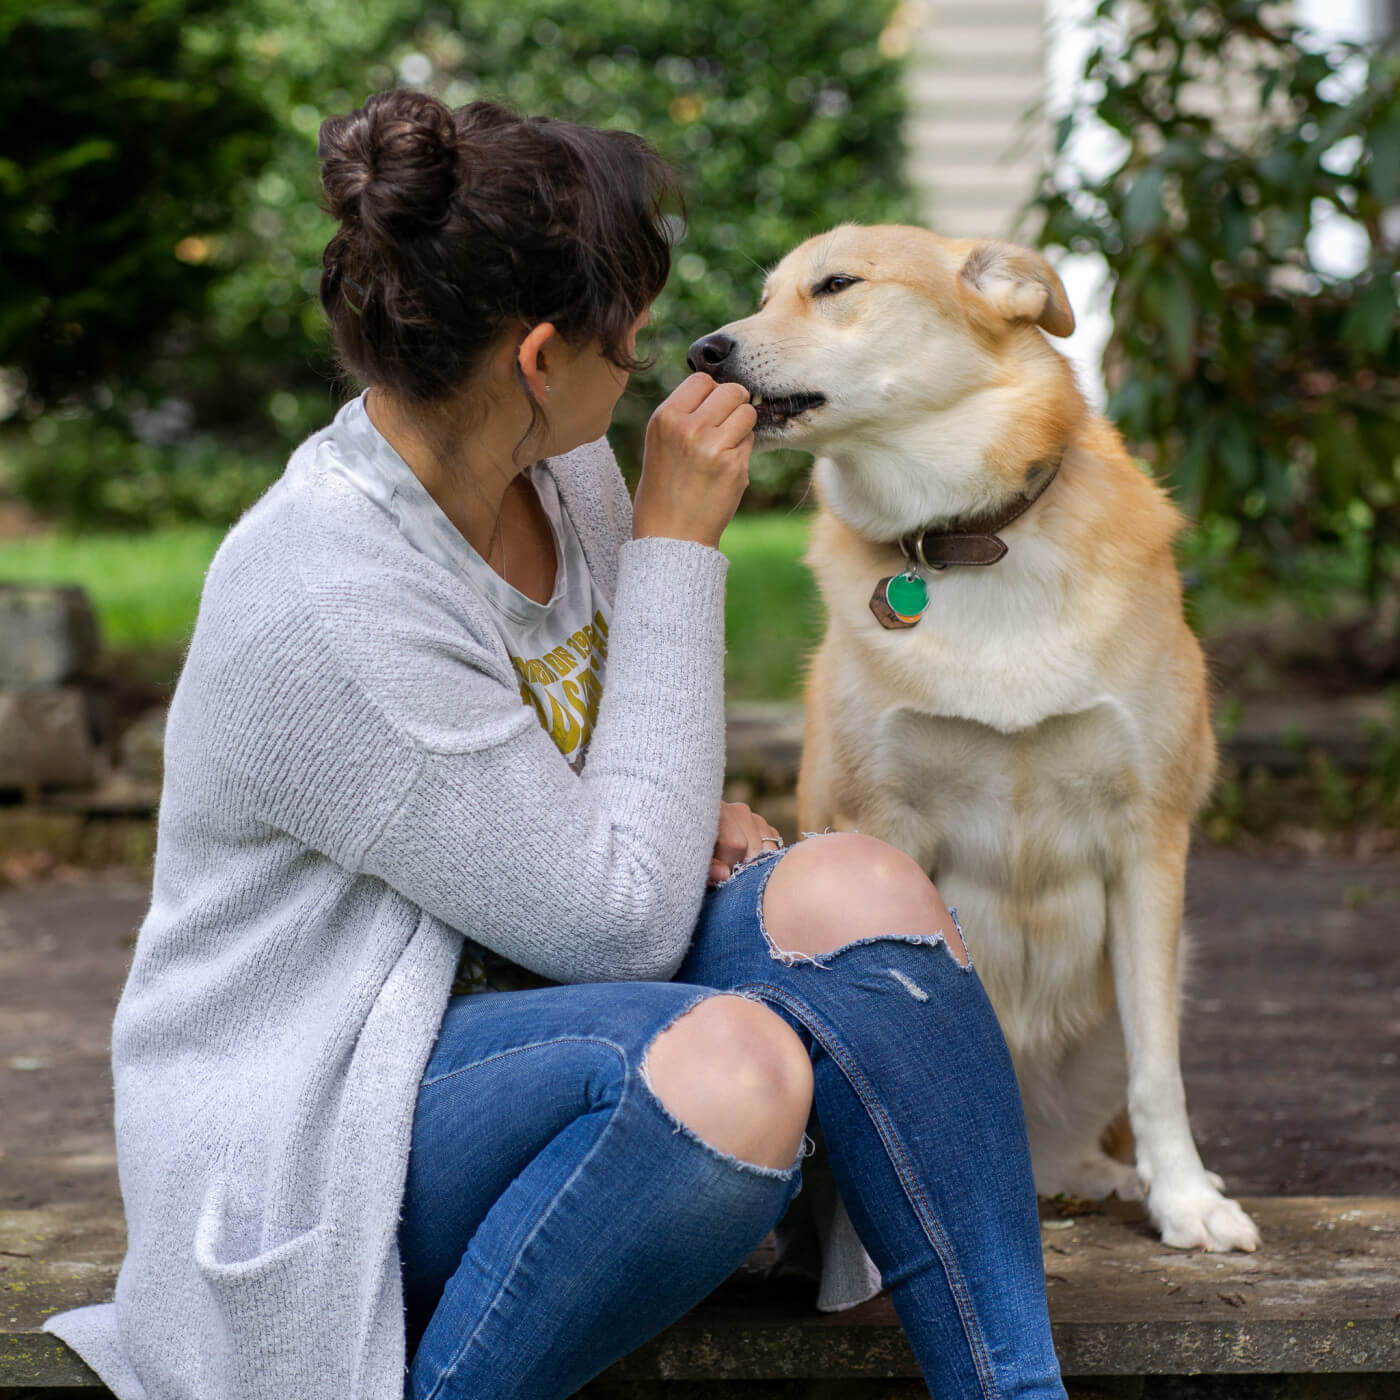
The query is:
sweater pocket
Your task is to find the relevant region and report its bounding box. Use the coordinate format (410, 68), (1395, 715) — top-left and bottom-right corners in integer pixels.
(193, 1169), (342, 1397)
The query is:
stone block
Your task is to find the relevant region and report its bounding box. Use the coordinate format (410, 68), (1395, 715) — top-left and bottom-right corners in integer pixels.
(0, 585), (101, 689)
(116, 705), (166, 785)
(0, 688), (96, 789)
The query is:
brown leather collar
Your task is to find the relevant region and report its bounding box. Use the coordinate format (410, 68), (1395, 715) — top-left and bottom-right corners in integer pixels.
(897, 445), (1068, 569)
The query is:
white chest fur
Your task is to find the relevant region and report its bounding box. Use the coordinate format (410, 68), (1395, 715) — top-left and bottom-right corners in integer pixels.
(861, 698), (1145, 1060)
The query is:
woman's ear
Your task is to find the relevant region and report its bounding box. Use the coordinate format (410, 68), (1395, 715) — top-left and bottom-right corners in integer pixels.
(516, 321), (557, 401)
(957, 241), (1075, 338)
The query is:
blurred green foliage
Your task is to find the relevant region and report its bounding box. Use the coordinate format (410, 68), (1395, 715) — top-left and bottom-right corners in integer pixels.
(0, 0), (277, 404)
(0, 0), (920, 527)
(1025, 0), (1400, 638)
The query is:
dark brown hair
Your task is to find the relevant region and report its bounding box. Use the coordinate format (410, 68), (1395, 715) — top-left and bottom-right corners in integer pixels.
(316, 87), (685, 451)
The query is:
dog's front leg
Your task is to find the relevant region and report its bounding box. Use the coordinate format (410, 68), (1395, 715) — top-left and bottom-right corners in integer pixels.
(1108, 820), (1260, 1253)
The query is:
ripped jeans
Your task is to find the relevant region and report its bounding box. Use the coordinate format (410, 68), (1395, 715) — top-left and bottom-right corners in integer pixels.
(397, 833), (1066, 1400)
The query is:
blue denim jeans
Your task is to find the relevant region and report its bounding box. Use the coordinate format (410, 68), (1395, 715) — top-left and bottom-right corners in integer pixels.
(398, 836), (1067, 1399)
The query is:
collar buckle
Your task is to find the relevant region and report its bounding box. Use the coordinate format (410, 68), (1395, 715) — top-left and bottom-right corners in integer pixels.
(899, 533), (946, 573)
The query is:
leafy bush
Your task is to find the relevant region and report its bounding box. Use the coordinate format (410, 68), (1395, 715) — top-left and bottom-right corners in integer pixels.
(7, 414), (285, 529)
(0, 0), (277, 406)
(1, 0), (920, 526)
(1025, 0), (1399, 632)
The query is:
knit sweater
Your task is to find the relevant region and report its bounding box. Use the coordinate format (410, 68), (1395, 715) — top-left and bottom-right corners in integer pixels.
(322, 388), (614, 995)
(41, 415), (879, 1400)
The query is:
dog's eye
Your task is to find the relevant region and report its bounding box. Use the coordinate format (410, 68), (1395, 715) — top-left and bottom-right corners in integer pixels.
(814, 275), (861, 296)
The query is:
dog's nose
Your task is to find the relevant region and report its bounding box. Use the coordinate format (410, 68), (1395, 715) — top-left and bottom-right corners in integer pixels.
(687, 333), (736, 373)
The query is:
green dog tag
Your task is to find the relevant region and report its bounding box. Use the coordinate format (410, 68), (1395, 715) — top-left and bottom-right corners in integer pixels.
(869, 569), (929, 629)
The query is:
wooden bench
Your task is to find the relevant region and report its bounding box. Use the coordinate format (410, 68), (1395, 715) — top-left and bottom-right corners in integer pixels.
(2, 1197), (1396, 1397)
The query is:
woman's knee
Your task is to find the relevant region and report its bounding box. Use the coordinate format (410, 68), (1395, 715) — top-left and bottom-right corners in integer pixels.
(638, 993), (813, 1171)
(761, 831), (968, 967)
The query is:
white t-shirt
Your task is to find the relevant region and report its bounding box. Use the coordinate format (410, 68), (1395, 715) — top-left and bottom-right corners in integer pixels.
(321, 390), (617, 995)
(323, 390), (613, 779)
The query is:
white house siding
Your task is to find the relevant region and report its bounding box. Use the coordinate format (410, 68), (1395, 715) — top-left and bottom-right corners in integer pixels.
(901, 0), (1049, 240)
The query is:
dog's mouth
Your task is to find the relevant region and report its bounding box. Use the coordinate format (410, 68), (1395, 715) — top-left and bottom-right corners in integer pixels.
(745, 388), (827, 432)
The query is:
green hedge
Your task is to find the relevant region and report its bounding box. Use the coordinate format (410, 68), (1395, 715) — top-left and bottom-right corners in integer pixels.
(0, 0), (277, 405)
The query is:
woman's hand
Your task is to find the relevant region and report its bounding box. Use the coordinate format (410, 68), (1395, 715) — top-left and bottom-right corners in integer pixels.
(706, 800), (785, 886)
(632, 372), (757, 550)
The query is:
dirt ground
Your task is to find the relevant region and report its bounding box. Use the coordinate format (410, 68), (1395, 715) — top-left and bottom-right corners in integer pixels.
(0, 841), (1396, 1216)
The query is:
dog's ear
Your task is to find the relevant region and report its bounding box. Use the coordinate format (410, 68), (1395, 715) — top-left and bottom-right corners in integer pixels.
(957, 241), (1075, 339)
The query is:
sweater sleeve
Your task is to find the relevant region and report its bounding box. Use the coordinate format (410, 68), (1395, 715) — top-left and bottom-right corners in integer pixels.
(347, 534), (731, 985)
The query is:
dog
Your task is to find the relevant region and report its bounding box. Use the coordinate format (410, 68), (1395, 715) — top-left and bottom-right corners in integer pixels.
(687, 222), (1260, 1257)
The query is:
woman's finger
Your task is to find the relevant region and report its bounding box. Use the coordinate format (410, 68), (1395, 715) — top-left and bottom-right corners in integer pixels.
(714, 401), (758, 450)
(665, 370), (722, 416)
(736, 811), (783, 863)
(748, 823), (783, 861)
(688, 379), (752, 430)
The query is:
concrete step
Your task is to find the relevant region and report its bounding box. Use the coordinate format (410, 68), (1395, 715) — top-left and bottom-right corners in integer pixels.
(2, 1198), (1396, 1393)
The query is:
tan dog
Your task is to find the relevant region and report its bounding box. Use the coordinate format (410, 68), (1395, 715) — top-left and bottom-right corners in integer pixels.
(691, 222), (1260, 1255)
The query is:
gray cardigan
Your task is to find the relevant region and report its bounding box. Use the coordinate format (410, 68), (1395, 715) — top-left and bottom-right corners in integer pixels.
(42, 418), (880, 1400)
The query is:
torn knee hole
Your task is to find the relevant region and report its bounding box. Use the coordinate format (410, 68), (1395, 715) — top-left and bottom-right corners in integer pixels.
(757, 831), (970, 968)
(638, 990), (741, 1091)
(636, 993), (812, 1176)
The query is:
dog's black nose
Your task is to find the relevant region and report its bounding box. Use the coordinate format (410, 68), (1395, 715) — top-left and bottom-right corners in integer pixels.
(687, 333), (736, 373)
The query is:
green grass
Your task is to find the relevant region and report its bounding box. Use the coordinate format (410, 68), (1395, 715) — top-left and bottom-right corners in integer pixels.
(0, 523), (227, 653)
(0, 512), (827, 701)
(717, 509), (826, 701)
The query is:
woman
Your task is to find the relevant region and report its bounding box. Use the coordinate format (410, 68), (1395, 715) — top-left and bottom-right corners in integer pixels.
(42, 89), (1066, 1400)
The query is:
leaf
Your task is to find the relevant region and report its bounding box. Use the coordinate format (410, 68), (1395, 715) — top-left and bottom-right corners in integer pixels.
(1220, 195), (1252, 263)
(1160, 264), (1197, 375)
(1260, 205), (1306, 259)
(1260, 68), (1281, 111)
(1340, 275), (1399, 356)
(1218, 418), (1255, 489)
(1123, 165), (1167, 239)
(1054, 110), (1075, 155)
(1369, 113), (1400, 207)
(1173, 422), (1213, 510)
(26, 137), (117, 185)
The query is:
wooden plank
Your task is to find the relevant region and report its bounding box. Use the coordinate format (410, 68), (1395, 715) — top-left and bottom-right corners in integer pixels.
(907, 70), (1046, 102)
(913, 24), (1044, 59)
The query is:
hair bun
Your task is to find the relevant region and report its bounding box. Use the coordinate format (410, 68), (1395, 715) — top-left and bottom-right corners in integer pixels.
(318, 89), (459, 244)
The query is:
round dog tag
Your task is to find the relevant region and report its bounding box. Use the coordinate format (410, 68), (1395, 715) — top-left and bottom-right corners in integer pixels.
(869, 570), (928, 629)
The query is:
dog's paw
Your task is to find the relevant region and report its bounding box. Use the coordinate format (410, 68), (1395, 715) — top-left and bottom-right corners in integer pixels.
(1037, 1153), (1143, 1203)
(1148, 1182), (1260, 1253)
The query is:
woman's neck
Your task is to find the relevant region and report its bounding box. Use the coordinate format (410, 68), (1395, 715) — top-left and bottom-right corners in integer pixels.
(364, 387), (536, 559)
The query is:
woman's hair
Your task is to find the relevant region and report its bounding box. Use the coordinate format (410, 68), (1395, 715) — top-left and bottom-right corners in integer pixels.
(316, 87), (685, 449)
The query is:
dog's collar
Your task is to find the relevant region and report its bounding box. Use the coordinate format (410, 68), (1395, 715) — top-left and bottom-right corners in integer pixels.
(896, 444), (1068, 571)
